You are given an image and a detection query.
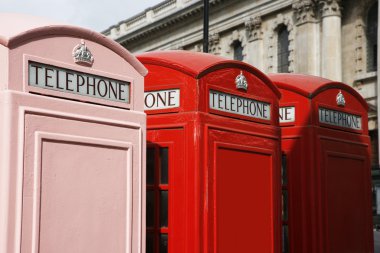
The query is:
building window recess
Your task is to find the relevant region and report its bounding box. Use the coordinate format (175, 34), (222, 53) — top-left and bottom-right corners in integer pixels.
(232, 40), (244, 61)
(282, 154), (290, 253)
(277, 25), (290, 73)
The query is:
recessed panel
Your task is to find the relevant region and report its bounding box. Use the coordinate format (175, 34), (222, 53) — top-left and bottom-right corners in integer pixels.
(38, 140), (128, 253)
(216, 147), (272, 253)
(21, 111), (140, 253)
(326, 154), (367, 253)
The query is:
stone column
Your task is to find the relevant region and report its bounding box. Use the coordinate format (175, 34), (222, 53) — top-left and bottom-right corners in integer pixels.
(377, 0), (380, 166)
(320, 0), (342, 81)
(293, 0), (320, 75)
(245, 16), (264, 71)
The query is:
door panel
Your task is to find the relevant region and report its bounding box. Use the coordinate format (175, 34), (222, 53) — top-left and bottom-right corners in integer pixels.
(326, 153), (368, 253)
(216, 147), (272, 253)
(21, 113), (140, 253)
(39, 139), (129, 253)
(319, 137), (372, 253)
(208, 128), (280, 253)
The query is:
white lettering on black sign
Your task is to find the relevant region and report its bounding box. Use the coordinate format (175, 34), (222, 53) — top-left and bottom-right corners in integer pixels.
(209, 90), (271, 120)
(144, 89), (180, 110)
(28, 61), (130, 103)
(319, 107), (362, 130)
(279, 107), (295, 123)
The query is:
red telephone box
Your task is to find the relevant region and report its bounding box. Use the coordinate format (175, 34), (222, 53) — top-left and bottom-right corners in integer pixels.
(138, 51), (282, 253)
(269, 74), (373, 253)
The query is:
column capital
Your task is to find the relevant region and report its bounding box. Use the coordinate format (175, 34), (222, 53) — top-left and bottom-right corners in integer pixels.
(292, 0), (318, 25)
(209, 32), (221, 55)
(319, 0), (342, 18)
(245, 16), (263, 41)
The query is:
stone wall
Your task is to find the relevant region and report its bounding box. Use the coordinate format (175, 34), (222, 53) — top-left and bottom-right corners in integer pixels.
(104, 0), (379, 134)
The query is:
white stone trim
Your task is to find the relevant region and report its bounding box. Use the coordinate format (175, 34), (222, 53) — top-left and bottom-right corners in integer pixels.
(354, 19), (366, 77)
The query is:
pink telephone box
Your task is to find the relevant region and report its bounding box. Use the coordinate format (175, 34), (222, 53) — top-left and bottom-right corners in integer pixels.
(0, 14), (147, 253)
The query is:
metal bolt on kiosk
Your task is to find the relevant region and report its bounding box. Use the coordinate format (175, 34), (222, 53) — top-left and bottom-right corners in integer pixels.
(0, 14), (147, 253)
(138, 51), (282, 253)
(270, 74), (373, 253)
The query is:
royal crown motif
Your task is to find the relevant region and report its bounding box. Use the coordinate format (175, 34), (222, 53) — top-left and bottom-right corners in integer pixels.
(235, 71), (248, 91)
(72, 39), (94, 66)
(336, 90), (346, 107)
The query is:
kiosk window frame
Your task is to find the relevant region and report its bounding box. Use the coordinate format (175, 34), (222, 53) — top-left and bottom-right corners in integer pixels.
(282, 153), (290, 253)
(146, 146), (169, 253)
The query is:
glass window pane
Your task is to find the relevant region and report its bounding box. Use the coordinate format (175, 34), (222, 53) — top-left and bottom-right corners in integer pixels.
(282, 225), (289, 253)
(146, 233), (154, 253)
(147, 148), (155, 185)
(160, 234), (168, 253)
(147, 190), (155, 228)
(160, 148), (169, 184)
(233, 41), (243, 61)
(160, 190), (168, 227)
(278, 25), (289, 73)
(282, 190), (288, 221)
(281, 154), (287, 185)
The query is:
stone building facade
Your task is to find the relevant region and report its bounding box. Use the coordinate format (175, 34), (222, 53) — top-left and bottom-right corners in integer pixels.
(104, 0), (380, 222)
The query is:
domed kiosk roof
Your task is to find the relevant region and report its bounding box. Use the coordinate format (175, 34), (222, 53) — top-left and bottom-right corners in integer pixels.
(269, 73), (368, 110)
(138, 50), (281, 98)
(0, 13), (147, 76)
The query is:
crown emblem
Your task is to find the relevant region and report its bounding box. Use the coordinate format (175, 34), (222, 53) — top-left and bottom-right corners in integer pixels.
(336, 90), (346, 107)
(72, 39), (94, 66)
(235, 71), (248, 91)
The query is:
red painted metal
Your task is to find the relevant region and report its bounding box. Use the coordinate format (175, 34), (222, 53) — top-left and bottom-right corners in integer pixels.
(269, 73), (373, 253)
(138, 51), (282, 253)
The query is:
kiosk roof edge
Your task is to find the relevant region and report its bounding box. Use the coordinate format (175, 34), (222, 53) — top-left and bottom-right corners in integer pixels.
(138, 50), (281, 99)
(0, 13), (148, 77)
(269, 73), (368, 111)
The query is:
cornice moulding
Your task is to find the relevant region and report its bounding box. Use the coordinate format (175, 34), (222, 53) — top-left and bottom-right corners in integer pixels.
(109, 0), (292, 46)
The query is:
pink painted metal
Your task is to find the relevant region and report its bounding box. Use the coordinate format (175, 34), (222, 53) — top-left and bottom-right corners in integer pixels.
(0, 14), (146, 253)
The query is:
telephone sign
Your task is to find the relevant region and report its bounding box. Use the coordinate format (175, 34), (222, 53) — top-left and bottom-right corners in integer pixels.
(318, 107), (362, 130)
(144, 89), (180, 110)
(209, 90), (271, 120)
(29, 61), (130, 103)
(279, 106), (295, 123)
